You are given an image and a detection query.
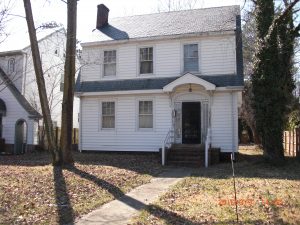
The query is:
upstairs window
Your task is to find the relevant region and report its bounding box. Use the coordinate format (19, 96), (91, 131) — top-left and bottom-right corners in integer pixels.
(138, 101), (153, 129)
(103, 50), (116, 76)
(184, 44), (199, 72)
(102, 102), (115, 129)
(8, 58), (15, 73)
(139, 47), (153, 74)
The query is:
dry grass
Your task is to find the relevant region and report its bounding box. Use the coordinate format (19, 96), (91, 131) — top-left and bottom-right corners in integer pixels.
(132, 147), (300, 225)
(0, 151), (163, 224)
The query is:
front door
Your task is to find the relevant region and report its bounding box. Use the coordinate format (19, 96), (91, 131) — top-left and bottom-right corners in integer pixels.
(182, 102), (201, 144)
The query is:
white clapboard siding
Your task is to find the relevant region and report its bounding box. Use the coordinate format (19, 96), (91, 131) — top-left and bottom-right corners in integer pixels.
(0, 82), (37, 145)
(211, 92), (238, 152)
(118, 44), (137, 78)
(80, 34), (237, 81)
(80, 94), (172, 152)
(0, 54), (24, 93)
(201, 36), (236, 75)
(155, 41), (181, 77)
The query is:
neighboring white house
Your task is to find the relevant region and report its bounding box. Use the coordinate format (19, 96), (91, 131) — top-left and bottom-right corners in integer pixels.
(0, 28), (79, 154)
(76, 5), (243, 160)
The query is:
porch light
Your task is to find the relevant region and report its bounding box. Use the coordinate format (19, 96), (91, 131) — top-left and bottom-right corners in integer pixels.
(189, 83), (192, 92)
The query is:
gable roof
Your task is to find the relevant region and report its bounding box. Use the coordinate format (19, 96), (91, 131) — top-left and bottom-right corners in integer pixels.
(0, 27), (65, 53)
(0, 68), (41, 119)
(83, 5), (240, 44)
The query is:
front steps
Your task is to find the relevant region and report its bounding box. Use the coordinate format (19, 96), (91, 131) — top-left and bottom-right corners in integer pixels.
(166, 144), (220, 167)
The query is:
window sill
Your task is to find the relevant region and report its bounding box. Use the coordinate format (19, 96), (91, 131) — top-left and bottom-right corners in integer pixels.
(137, 128), (154, 132)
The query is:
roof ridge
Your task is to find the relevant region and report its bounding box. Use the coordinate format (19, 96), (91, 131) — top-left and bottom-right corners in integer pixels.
(0, 67), (41, 118)
(109, 5), (240, 20)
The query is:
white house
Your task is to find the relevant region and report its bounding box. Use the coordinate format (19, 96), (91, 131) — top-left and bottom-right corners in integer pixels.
(0, 28), (79, 154)
(75, 5), (243, 165)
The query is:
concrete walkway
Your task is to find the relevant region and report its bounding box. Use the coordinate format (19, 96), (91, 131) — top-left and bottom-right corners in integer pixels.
(76, 168), (193, 225)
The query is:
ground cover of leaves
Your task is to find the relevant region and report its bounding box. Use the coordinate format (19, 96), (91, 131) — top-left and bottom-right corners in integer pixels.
(132, 147), (300, 225)
(0, 151), (163, 224)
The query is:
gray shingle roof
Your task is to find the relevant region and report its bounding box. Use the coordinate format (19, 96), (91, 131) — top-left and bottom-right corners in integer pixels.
(0, 68), (41, 118)
(84, 5), (240, 43)
(75, 74), (243, 93)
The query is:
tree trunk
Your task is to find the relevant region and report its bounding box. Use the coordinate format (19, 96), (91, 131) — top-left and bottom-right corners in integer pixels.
(60, 0), (77, 165)
(23, 0), (61, 165)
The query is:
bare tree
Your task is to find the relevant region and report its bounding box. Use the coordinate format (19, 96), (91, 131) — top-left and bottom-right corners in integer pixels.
(60, 0), (77, 165)
(23, 0), (61, 165)
(157, 0), (203, 12)
(0, 0), (12, 45)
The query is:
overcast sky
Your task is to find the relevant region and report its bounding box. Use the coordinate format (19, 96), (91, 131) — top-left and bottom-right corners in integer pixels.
(3, 0), (245, 43)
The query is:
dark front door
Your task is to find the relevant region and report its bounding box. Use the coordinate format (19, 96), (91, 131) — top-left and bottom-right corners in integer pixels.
(182, 102), (201, 144)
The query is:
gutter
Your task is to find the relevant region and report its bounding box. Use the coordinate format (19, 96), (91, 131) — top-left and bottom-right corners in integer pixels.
(81, 30), (236, 47)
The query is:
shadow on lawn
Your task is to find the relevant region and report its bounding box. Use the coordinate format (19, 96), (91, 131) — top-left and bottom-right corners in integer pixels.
(64, 165), (202, 225)
(191, 154), (300, 181)
(56, 165), (272, 225)
(53, 166), (75, 225)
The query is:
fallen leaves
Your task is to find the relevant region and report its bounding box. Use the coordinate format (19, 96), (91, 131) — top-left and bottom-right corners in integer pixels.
(0, 151), (163, 224)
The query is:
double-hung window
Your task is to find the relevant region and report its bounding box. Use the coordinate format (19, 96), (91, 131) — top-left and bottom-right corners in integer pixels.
(103, 50), (116, 76)
(139, 47), (153, 74)
(184, 44), (199, 72)
(138, 101), (153, 129)
(102, 102), (115, 129)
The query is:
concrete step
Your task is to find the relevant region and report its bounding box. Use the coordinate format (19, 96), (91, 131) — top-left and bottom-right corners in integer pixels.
(167, 160), (204, 167)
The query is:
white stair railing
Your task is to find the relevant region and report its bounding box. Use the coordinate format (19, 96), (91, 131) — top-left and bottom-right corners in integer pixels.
(205, 127), (211, 168)
(162, 129), (174, 166)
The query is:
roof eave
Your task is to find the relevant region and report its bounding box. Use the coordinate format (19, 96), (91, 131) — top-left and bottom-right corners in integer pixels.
(81, 30), (236, 47)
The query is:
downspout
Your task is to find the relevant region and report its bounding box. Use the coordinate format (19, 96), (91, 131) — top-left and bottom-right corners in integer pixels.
(205, 90), (214, 168)
(231, 91), (235, 160)
(79, 97), (82, 152)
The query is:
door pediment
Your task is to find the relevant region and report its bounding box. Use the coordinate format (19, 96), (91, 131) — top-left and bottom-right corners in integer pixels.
(163, 73), (216, 92)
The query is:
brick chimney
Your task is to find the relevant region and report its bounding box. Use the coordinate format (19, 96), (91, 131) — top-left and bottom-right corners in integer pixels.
(96, 4), (109, 29)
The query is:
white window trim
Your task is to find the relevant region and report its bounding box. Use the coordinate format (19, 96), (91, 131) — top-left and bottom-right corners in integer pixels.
(8, 58), (15, 73)
(181, 41), (201, 74)
(137, 45), (155, 76)
(101, 48), (118, 79)
(98, 99), (117, 131)
(135, 97), (156, 131)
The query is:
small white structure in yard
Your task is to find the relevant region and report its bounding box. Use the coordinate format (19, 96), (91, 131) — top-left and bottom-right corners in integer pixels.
(75, 4), (244, 166)
(0, 28), (79, 154)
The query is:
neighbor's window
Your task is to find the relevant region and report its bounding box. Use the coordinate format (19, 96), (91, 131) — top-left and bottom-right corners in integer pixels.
(139, 47), (153, 74)
(103, 50), (116, 76)
(8, 58), (15, 73)
(184, 44), (199, 72)
(138, 101), (153, 129)
(102, 102), (115, 129)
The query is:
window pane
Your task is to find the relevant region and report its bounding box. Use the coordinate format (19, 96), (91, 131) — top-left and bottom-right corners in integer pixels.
(140, 61), (153, 74)
(104, 63), (116, 76)
(139, 101), (153, 128)
(184, 58), (199, 72)
(104, 50), (116, 63)
(184, 44), (199, 72)
(140, 47), (153, 74)
(102, 102), (115, 128)
(102, 116), (115, 128)
(139, 115), (153, 128)
(104, 50), (116, 76)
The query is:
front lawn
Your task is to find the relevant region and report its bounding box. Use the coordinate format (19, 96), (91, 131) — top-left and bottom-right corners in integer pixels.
(132, 147), (300, 225)
(0, 151), (163, 224)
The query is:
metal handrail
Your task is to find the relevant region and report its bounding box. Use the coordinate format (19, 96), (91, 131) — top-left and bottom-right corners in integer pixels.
(162, 129), (174, 165)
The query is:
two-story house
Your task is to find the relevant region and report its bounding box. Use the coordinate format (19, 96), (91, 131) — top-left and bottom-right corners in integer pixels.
(75, 4), (243, 166)
(0, 28), (79, 154)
